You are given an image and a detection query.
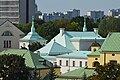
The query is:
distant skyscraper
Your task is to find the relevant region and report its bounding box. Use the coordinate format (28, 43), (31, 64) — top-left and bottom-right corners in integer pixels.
(87, 11), (104, 20)
(0, 0), (36, 24)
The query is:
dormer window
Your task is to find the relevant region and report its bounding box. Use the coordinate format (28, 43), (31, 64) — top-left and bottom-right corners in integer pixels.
(2, 31), (13, 36)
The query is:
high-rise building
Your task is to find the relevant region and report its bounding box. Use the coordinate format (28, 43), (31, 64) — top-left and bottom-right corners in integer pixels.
(87, 11), (104, 20)
(0, 0), (36, 24)
(108, 9), (120, 18)
(40, 9), (80, 22)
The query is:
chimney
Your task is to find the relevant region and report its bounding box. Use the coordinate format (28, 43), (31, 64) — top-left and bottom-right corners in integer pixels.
(59, 28), (65, 35)
(93, 28), (98, 34)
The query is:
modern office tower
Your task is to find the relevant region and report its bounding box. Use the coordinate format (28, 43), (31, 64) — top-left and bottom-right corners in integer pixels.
(87, 11), (104, 20)
(0, 0), (36, 24)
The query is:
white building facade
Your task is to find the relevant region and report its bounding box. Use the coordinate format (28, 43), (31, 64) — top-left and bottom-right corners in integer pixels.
(56, 51), (90, 73)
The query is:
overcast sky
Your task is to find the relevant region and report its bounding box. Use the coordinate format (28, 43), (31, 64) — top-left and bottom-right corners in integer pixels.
(35, 0), (120, 15)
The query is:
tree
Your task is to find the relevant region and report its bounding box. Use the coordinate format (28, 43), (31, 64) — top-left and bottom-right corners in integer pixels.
(28, 42), (43, 52)
(82, 71), (87, 80)
(0, 54), (29, 80)
(87, 63), (120, 80)
(71, 16), (98, 31)
(98, 17), (120, 37)
(47, 67), (57, 80)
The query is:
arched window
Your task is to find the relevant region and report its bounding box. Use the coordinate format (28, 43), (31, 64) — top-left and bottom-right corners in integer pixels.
(93, 48), (96, 52)
(93, 61), (100, 67)
(2, 31), (13, 36)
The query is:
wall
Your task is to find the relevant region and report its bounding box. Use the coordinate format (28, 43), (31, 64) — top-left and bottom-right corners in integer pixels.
(56, 57), (87, 73)
(39, 67), (61, 79)
(71, 39), (104, 51)
(88, 56), (100, 68)
(0, 21), (24, 51)
(19, 41), (29, 49)
(100, 52), (120, 65)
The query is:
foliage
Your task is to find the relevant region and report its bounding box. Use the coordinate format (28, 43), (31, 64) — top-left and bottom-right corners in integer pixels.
(87, 63), (120, 80)
(47, 67), (57, 80)
(28, 42), (43, 52)
(16, 23), (32, 35)
(16, 16), (99, 42)
(0, 54), (29, 80)
(37, 19), (83, 41)
(82, 72), (87, 80)
(71, 16), (98, 31)
(98, 17), (120, 37)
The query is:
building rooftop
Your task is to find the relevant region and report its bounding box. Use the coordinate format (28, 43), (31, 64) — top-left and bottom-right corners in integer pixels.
(36, 40), (72, 56)
(101, 32), (120, 52)
(57, 51), (91, 59)
(91, 41), (101, 47)
(87, 49), (101, 56)
(20, 16), (45, 42)
(0, 49), (52, 69)
(56, 67), (96, 79)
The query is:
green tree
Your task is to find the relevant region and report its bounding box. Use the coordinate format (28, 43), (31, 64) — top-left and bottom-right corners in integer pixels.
(98, 17), (120, 37)
(47, 67), (57, 80)
(82, 71), (87, 80)
(71, 16), (98, 31)
(16, 23), (32, 35)
(87, 63), (120, 80)
(0, 54), (29, 80)
(28, 42), (43, 52)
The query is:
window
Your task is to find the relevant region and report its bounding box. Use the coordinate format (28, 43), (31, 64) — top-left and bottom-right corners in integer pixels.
(73, 61), (75, 67)
(93, 48), (96, 52)
(110, 60), (117, 65)
(112, 54), (115, 56)
(95, 58), (98, 60)
(4, 40), (11, 48)
(93, 61), (100, 67)
(59, 60), (62, 66)
(80, 61), (82, 67)
(66, 60), (68, 66)
(85, 61), (87, 66)
(2, 31), (13, 36)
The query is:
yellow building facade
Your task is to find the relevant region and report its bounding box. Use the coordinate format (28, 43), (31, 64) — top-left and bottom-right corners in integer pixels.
(88, 33), (120, 68)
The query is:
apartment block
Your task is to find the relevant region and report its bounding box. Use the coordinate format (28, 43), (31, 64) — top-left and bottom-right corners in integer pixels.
(0, 0), (36, 24)
(40, 9), (80, 22)
(87, 10), (104, 20)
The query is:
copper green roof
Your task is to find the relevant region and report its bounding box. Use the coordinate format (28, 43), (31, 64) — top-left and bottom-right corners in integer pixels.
(36, 40), (72, 56)
(87, 49), (101, 56)
(53, 32), (76, 51)
(0, 49), (52, 69)
(101, 32), (120, 52)
(57, 51), (91, 59)
(83, 16), (87, 32)
(56, 67), (96, 79)
(20, 16), (45, 41)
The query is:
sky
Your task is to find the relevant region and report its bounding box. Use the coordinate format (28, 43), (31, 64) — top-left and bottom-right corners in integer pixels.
(35, 0), (120, 16)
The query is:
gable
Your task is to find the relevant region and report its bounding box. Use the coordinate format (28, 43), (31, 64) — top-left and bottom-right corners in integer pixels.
(0, 20), (24, 36)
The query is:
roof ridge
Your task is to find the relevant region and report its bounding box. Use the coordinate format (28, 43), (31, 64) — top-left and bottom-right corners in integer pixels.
(49, 41), (55, 55)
